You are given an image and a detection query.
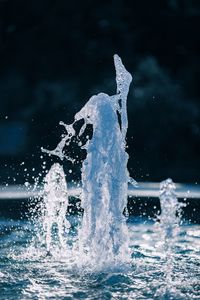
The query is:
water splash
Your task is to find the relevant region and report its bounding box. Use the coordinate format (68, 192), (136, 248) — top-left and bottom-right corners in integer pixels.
(40, 163), (70, 253)
(74, 56), (132, 269)
(155, 178), (184, 297)
(39, 55), (133, 269)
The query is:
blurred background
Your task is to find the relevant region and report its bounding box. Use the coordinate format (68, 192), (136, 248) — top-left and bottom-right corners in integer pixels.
(0, 0), (200, 186)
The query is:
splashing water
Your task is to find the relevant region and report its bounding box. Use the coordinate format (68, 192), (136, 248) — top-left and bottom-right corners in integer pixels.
(155, 178), (184, 297)
(38, 55), (133, 269)
(1, 57), (199, 299)
(74, 55), (133, 269)
(35, 163), (70, 255)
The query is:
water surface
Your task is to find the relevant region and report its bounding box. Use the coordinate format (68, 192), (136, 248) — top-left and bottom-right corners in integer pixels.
(0, 217), (199, 300)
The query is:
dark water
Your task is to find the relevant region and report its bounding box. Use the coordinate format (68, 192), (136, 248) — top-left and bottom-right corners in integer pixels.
(0, 217), (199, 300)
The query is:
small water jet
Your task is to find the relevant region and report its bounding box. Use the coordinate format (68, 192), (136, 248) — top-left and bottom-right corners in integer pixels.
(155, 178), (184, 297)
(40, 163), (70, 253)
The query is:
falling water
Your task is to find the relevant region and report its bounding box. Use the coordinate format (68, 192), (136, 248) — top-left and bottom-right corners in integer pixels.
(39, 55), (134, 269)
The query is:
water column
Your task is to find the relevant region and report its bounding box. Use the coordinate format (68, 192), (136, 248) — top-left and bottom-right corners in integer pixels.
(76, 55), (133, 267)
(41, 55), (133, 267)
(41, 163), (70, 253)
(157, 178), (182, 295)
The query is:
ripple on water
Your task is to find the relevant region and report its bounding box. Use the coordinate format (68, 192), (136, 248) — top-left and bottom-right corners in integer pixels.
(0, 219), (199, 299)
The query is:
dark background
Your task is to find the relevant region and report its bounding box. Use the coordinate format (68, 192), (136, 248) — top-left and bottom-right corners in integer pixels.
(0, 0), (200, 185)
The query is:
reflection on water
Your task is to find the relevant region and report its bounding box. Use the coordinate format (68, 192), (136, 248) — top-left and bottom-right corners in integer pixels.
(0, 218), (199, 300)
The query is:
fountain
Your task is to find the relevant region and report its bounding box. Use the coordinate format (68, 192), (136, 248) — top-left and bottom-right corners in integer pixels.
(155, 178), (184, 297)
(40, 55), (134, 268)
(41, 163), (70, 253)
(0, 55), (199, 299)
